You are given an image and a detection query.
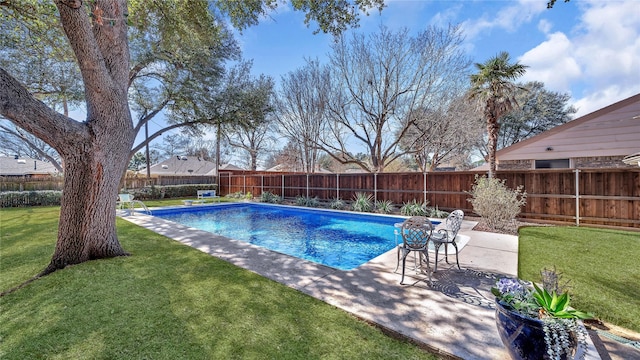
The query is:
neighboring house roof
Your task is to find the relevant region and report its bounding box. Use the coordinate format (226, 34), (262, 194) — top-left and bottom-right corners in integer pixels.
(147, 156), (216, 176)
(218, 163), (244, 171)
(0, 156), (59, 176)
(495, 93), (640, 162)
(144, 157), (245, 176)
(265, 164), (332, 173)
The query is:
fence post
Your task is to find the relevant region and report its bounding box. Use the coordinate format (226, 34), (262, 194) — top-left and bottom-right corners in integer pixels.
(306, 173), (309, 198)
(282, 174), (285, 198)
(575, 169), (580, 226)
(261, 175), (264, 196)
(374, 173), (378, 202)
(336, 173), (340, 200)
(243, 175), (246, 194)
(423, 172), (427, 204)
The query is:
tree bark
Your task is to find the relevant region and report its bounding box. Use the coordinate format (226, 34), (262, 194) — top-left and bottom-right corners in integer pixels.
(1, 0), (134, 275)
(485, 98), (500, 178)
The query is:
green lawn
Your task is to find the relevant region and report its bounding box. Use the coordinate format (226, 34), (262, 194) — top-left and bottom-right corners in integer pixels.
(518, 226), (640, 332)
(0, 206), (438, 360)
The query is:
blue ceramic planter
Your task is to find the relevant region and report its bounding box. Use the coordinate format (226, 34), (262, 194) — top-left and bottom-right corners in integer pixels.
(495, 300), (575, 360)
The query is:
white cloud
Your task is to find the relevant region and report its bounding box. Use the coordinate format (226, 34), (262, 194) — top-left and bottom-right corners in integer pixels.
(461, 0), (547, 39)
(520, 0), (640, 117)
(537, 19), (552, 34)
(519, 32), (581, 91)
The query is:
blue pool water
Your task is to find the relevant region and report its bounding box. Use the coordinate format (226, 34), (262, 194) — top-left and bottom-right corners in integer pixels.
(152, 203), (429, 270)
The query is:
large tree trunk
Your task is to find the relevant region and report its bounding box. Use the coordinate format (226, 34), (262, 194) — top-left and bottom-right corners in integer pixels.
(1, 0), (134, 275)
(43, 146), (131, 275)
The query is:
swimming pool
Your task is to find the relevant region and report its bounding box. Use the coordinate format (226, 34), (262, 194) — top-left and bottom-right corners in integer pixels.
(152, 203), (426, 270)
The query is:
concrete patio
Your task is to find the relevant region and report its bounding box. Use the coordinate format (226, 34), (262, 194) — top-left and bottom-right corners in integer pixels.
(121, 207), (605, 359)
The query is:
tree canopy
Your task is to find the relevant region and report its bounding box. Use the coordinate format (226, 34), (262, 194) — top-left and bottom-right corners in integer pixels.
(321, 24), (471, 172)
(0, 0), (386, 276)
(469, 51), (527, 177)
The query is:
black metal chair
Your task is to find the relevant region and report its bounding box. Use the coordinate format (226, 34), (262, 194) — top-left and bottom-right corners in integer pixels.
(397, 216), (434, 285)
(430, 210), (464, 272)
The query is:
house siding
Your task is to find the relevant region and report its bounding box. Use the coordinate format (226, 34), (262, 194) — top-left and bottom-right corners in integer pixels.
(499, 156), (635, 169)
(573, 156), (634, 169)
(498, 160), (532, 170)
(494, 93), (640, 169)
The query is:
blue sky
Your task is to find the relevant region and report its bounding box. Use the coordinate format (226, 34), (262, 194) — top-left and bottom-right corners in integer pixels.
(237, 0), (640, 118)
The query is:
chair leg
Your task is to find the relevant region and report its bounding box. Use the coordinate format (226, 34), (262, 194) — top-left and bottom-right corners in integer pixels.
(395, 246), (401, 272)
(422, 250), (430, 270)
(444, 244), (450, 264)
(433, 242), (441, 272)
(453, 242), (461, 269)
(400, 253), (408, 285)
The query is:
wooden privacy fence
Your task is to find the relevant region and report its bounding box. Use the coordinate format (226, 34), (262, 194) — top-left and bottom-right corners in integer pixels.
(219, 169), (640, 229)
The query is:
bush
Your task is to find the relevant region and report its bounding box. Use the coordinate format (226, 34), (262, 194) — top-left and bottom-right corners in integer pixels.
(260, 191), (282, 204)
(226, 191), (246, 199)
(351, 192), (373, 212)
(426, 206), (449, 218)
(0, 190), (62, 207)
(375, 200), (394, 214)
(467, 176), (527, 230)
(125, 184), (217, 200)
(295, 195), (319, 207)
(329, 198), (346, 210)
(400, 199), (429, 216)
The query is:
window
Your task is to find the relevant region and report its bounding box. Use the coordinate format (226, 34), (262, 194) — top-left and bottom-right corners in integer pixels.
(535, 159), (570, 169)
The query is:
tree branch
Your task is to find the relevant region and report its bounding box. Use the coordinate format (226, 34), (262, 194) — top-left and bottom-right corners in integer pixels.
(0, 67), (89, 153)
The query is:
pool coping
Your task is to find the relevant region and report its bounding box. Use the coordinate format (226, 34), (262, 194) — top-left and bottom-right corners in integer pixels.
(119, 205), (600, 360)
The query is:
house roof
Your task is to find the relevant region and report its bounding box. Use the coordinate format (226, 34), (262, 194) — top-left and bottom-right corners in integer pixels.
(148, 156), (216, 176)
(495, 93), (640, 162)
(218, 163), (244, 171)
(144, 157), (245, 176)
(265, 164), (332, 173)
(0, 156), (59, 176)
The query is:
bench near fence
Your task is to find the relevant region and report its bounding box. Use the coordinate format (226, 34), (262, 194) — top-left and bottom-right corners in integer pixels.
(183, 190), (220, 205)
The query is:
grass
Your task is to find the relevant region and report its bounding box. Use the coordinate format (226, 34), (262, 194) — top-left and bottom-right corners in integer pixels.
(518, 226), (640, 332)
(0, 206), (438, 360)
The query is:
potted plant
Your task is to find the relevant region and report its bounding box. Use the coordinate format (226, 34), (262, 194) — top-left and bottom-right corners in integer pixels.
(492, 277), (593, 360)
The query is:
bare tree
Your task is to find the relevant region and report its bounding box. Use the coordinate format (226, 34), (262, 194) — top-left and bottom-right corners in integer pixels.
(400, 97), (484, 171)
(265, 141), (305, 171)
(321, 24), (471, 172)
(275, 59), (330, 173)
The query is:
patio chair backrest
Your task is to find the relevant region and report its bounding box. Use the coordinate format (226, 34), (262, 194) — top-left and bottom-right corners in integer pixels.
(443, 210), (464, 240)
(401, 216), (433, 249)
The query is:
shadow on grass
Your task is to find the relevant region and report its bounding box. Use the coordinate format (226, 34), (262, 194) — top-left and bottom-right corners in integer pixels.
(1, 214), (439, 359)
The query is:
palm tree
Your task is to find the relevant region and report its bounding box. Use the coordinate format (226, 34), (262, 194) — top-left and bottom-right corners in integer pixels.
(469, 52), (527, 178)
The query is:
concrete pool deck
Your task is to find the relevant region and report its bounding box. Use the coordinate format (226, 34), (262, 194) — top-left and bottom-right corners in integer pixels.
(120, 208), (605, 360)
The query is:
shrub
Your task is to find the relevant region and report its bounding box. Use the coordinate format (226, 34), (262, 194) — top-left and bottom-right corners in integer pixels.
(351, 192), (373, 212)
(0, 190), (62, 207)
(467, 176), (527, 230)
(295, 195), (319, 207)
(426, 206), (449, 218)
(400, 199), (429, 216)
(260, 191), (282, 204)
(375, 200), (394, 214)
(226, 191), (246, 199)
(125, 185), (217, 200)
(329, 198), (346, 210)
